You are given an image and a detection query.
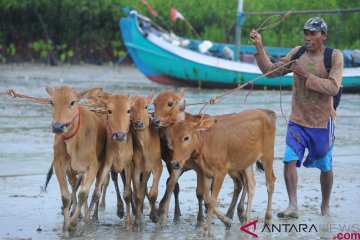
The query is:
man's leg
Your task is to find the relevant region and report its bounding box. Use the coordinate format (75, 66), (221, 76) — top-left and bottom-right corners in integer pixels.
(277, 161), (299, 218)
(320, 169), (333, 216)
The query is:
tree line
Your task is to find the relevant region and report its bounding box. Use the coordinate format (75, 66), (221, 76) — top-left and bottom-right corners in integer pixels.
(0, 0), (359, 65)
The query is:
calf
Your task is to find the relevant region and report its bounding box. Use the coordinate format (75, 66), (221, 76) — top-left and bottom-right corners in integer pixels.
(46, 85), (106, 237)
(168, 109), (276, 234)
(131, 92), (162, 225)
(152, 89), (209, 226)
(152, 89), (247, 226)
(84, 94), (135, 230)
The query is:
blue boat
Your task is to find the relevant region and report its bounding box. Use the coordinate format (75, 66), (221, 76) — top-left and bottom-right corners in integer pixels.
(119, 10), (360, 92)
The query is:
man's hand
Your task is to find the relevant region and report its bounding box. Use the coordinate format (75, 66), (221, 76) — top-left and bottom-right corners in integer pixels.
(249, 29), (263, 48)
(290, 60), (309, 79)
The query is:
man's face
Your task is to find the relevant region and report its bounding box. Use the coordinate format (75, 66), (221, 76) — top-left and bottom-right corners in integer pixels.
(304, 30), (327, 52)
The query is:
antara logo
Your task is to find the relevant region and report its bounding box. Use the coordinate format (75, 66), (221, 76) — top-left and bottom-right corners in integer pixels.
(240, 220), (319, 237)
(240, 220), (259, 237)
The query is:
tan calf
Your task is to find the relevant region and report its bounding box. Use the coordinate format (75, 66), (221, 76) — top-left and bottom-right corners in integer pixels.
(46, 85), (106, 237)
(130, 92), (162, 225)
(152, 89), (209, 226)
(168, 109), (276, 235)
(84, 94), (135, 230)
(152, 89), (247, 226)
(86, 92), (128, 218)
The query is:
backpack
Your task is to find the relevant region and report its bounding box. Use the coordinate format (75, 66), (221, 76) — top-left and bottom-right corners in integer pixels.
(291, 46), (342, 110)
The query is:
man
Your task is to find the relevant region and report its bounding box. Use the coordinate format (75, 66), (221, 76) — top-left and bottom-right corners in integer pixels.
(249, 17), (343, 218)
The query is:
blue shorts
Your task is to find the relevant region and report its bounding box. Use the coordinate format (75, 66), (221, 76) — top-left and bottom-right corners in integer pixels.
(283, 117), (335, 173)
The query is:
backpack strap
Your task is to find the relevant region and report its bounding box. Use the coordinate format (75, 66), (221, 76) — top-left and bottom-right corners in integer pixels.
(324, 47), (333, 73)
(291, 46), (307, 61)
(290, 45), (341, 110)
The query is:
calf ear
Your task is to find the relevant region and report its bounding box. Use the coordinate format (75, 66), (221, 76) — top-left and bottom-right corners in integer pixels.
(129, 93), (139, 106)
(197, 118), (217, 131)
(45, 85), (55, 96)
(167, 88), (176, 93)
(177, 88), (185, 100)
(80, 87), (103, 99)
(179, 100), (186, 112)
(93, 98), (107, 108)
(146, 91), (154, 105)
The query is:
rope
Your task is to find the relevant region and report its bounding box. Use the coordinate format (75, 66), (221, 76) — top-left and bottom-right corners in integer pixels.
(182, 59), (295, 114)
(0, 89), (51, 104)
(248, 11), (292, 62)
(0, 88), (112, 115)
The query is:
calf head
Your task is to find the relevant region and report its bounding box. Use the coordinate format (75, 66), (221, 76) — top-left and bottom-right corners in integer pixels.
(169, 118), (217, 170)
(130, 92), (154, 131)
(98, 94), (135, 142)
(46, 85), (103, 134)
(152, 89), (185, 128)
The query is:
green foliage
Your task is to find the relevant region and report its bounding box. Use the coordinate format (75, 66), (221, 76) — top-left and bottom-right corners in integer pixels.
(0, 0), (360, 63)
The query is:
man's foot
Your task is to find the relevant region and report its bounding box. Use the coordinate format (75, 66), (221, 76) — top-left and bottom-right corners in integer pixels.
(277, 207), (299, 219)
(321, 204), (331, 217)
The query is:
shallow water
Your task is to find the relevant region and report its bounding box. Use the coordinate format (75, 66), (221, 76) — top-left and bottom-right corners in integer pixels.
(0, 64), (360, 239)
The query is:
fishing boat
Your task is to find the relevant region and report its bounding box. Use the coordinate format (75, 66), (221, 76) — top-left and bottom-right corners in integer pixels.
(119, 10), (360, 92)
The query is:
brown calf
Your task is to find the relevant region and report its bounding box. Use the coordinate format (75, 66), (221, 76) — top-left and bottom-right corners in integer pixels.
(152, 89), (247, 226)
(152, 89), (209, 226)
(168, 109), (276, 234)
(46, 85), (106, 237)
(84, 94), (135, 230)
(130, 92), (162, 225)
(86, 92), (128, 218)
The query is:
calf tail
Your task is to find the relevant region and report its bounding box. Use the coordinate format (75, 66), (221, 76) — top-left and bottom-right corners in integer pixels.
(43, 162), (54, 192)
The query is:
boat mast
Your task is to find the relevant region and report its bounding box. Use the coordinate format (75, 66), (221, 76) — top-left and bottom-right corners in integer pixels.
(234, 0), (245, 61)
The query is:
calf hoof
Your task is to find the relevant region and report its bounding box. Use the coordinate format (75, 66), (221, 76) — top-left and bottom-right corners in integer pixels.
(149, 212), (158, 223)
(62, 230), (70, 239)
(125, 219), (132, 231)
(202, 225), (211, 236)
(265, 214), (272, 225)
(99, 203), (106, 211)
(157, 214), (168, 228)
(135, 216), (142, 226)
(173, 215), (180, 224)
(117, 207), (124, 219)
(225, 221), (232, 230)
(66, 220), (78, 234)
(237, 207), (244, 222)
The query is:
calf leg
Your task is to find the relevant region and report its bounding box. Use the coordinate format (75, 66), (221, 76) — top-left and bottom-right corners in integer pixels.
(203, 172), (227, 236)
(133, 167), (142, 226)
(67, 164), (98, 233)
(54, 159), (71, 237)
(53, 138), (71, 237)
(121, 170), (136, 216)
(237, 171), (247, 222)
(148, 164), (162, 223)
(158, 169), (182, 227)
(111, 169), (124, 219)
(67, 169), (79, 218)
(123, 164), (133, 231)
(243, 166), (255, 225)
(262, 158), (275, 224)
(83, 162), (111, 224)
(100, 173), (110, 210)
(158, 164), (181, 224)
(195, 170), (205, 227)
(226, 172), (241, 220)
